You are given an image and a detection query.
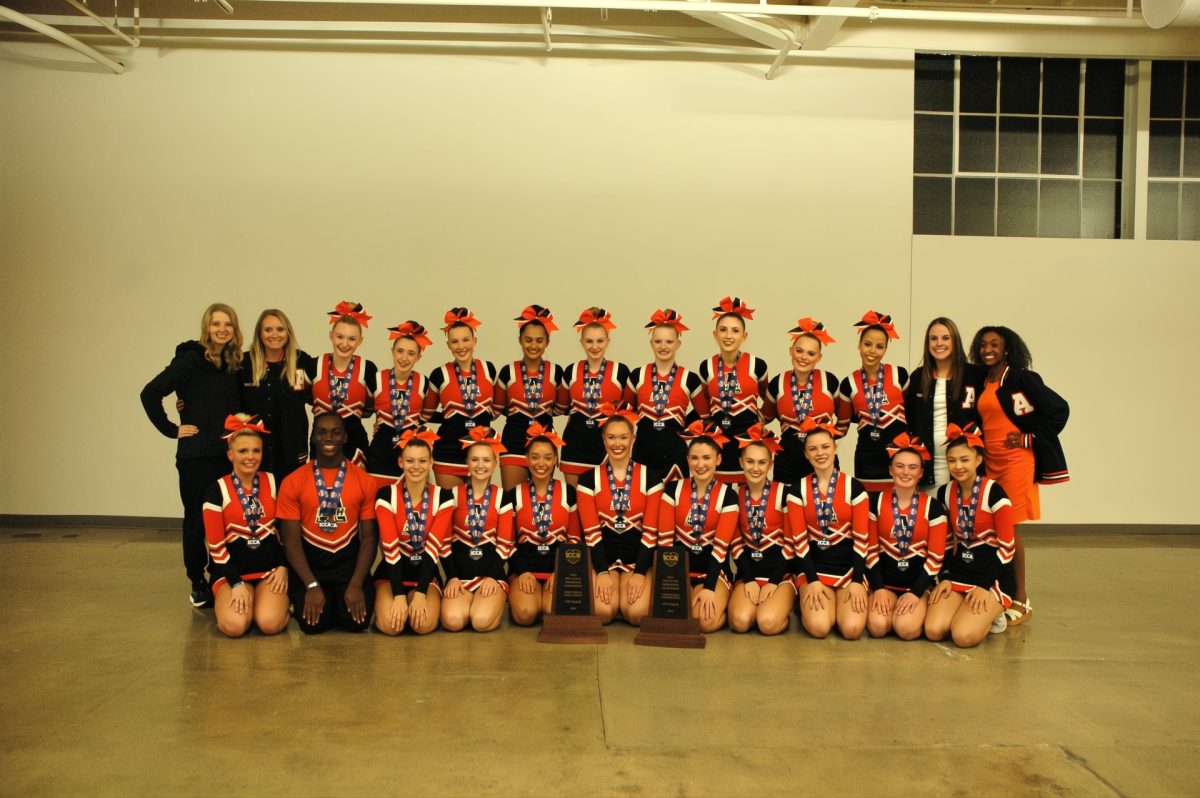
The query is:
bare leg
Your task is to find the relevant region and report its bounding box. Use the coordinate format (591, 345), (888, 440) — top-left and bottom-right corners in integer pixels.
(213, 583), (253, 638)
(835, 586), (867, 640)
(925, 591), (963, 642)
(441, 590), (473, 632)
(756, 582), (796, 636)
(469, 589), (507, 632)
(374, 583), (406, 636)
(728, 581), (756, 633)
(408, 588), (441, 635)
(951, 592), (1003, 648)
(690, 581), (730, 633)
(620, 569), (653, 626)
(867, 589), (898, 639)
(253, 580), (291, 635)
(508, 576), (542, 626)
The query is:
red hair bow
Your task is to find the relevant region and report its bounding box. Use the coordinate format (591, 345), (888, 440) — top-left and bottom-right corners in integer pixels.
(460, 425), (506, 455)
(327, 301), (372, 328)
(222, 414), (270, 440)
(887, 432), (931, 461)
(597, 401), (639, 428)
(854, 310), (899, 341)
(388, 321), (433, 350)
(575, 307), (616, 332)
(736, 423), (783, 455)
(514, 304), (559, 333)
(789, 317), (836, 346)
(944, 423), (984, 450)
(799, 417), (839, 439)
(525, 422), (565, 450)
(678, 420), (731, 448)
(712, 296), (755, 321)
(442, 307), (482, 333)
(396, 427), (440, 449)
(645, 308), (689, 334)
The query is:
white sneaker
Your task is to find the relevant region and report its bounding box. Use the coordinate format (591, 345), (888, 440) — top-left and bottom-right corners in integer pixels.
(989, 612), (1008, 634)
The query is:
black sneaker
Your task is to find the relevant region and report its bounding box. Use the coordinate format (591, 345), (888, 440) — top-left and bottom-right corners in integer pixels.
(189, 582), (214, 609)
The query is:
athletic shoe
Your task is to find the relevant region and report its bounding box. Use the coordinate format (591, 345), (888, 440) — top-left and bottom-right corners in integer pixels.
(189, 583), (214, 609)
(989, 612), (1007, 634)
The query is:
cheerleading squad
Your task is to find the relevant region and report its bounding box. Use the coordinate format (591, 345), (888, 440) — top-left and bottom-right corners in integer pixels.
(141, 299), (1069, 648)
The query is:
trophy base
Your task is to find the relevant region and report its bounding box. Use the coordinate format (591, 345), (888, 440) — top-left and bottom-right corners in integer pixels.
(634, 617), (706, 649)
(537, 614), (609, 644)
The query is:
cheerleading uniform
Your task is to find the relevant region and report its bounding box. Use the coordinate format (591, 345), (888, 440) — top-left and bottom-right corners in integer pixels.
(277, 459), (378, 632)
(836, 365), (909, 492)
(934, 477), (1017, 608)
(422, 359), (500, 478)
(559, 360), (634, 476)
(656, 478), (738, 590)
(732, 481), (793, 586)
(202, 472), (285, 593)
(373, 483), (456, 595)
(500, 480), (579, 583)
(305, 354), (378, 468)
(365, 369), (429, 481)
(445, 484), (513, 594)
(495, 360), (566, 469)
(576, 462), (662, 574)
(238, 351), (315, 483)
(629, 363), (710, 482)
(785, 471), (870, 589)
(761, 369), (841, 484)
(866, 488), (947, 597)
(697, 354), (769, 481)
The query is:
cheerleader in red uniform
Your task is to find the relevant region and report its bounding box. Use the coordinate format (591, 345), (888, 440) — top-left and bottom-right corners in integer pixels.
(698, 297), (768, 484)
(576, 403), (662, 625)
(865, 433), (947, 641)
(373, 428), (455, 636)
(366, 321), (432, 485)
(631, 309), (710, 482)
(560, 308), (634, 486)
(836, 311), (909, 492)
(503, 424), (579, 626)
(440, 428), (512, 633)
(202, 415), (290, 637)
(305, 301), (378, 468)
(422, 307), (500, 489)
(786, 420), (870, 640)
(496, 305), (566, 490)
(762, 318), (840, 484)
(926, 424), (1016, 647)
(655, 422), (739, 633)
(727, 424), (795, 636)
(970, 325), (1069, 627)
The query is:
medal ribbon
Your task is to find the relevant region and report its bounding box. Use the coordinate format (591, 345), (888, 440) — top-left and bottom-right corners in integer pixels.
(232, 473), (263, 534)
(745, 480), (770, 544)
(651, 364), (679, 417)
(530, 480), (555, 542)
(862, 367), (886, 428)
(327, 356), (356, 411)
(523, 361), (547, 415)
(715, 356), (740, 414)
(454, 360), (480, 417)
(313, 461), (348, 526)
(956, 476), (982, 543)
(812, 469), (840, 533)
(606, 462), (631, 525)
(402, 485), (431, 546)
(686, 479), (716, 543)
(389, 370), (413, 441)
(789, 371), (814, 428)
(583, 359), (607, 413)
(466, 485), (493, 546)
(891, 490), (920, 554)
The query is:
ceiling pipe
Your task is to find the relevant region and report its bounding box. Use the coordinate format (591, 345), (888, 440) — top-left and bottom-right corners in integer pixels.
(62, 0), (138, 45)
(0, 4), (125, 70)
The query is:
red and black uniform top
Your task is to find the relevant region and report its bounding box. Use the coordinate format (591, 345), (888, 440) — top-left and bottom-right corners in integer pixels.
(202, 472), (285, 591)
(559, 360), (636, 474)
(576, 462), (663, 574)
(835, 365), (909, 490)
(495, 360), (567, 456)
(446, 483), (512, 585)
(375, 482), (456, 594)
(697, 353), (769, 434)
(866, 488), (947, 597)
(733, 481), (793, 585)
(934, 477), (1017, 608)
(656, 478), (739, 590)
(500, 479), (579, 579)
(372, 369), (430, 440)
(762, 369), (842, 482)
(630, 364), (710, 428)
(305, 354), (378, 462)
(785, 470), (870, 589)
(422, 359), (500, 465)
(277, 460), (378, 583)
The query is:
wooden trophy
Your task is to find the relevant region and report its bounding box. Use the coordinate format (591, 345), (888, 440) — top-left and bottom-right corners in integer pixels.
(634, 544), (706, 649)
(537, 542), (608, 644)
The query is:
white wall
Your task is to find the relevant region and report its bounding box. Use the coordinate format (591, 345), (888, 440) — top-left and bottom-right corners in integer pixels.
(0, 40), (1195, 523)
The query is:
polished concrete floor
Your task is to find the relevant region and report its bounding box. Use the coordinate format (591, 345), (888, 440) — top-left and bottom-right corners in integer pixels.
(2, 526), (1198, 798)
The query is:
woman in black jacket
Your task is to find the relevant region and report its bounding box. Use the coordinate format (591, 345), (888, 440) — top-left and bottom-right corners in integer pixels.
(905, 317), (982, 487)
(970, 325), (1069, 627)
(141, 303), (243, 608)
(239, 309), (313, 483)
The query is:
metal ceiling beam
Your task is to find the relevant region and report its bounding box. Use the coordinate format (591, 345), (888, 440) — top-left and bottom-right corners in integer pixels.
(800, 0), (858, 51)
(0, 4), (125, 70)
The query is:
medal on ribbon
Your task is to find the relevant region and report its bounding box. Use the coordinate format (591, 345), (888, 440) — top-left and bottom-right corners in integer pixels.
(313, 460), (348, 531)
(607, 462), (630, 531)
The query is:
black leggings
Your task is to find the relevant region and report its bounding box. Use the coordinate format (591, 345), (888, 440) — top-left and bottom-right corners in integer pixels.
(288, 579), (375, 635)
(176, 455), (231, 585)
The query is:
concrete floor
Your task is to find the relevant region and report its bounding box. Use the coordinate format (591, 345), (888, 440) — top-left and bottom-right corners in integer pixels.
(2, 527), (1198, 798)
